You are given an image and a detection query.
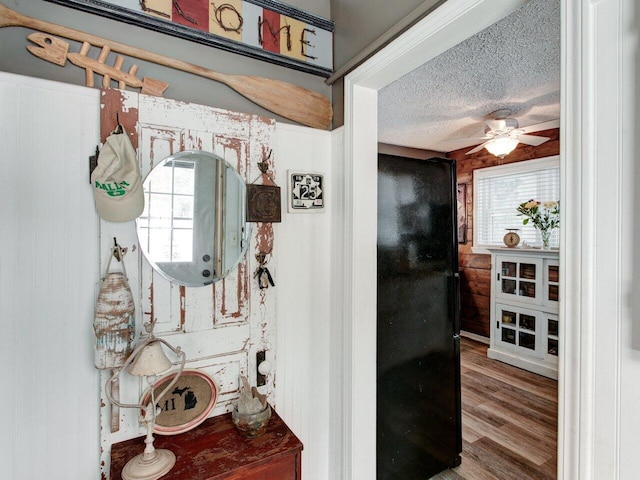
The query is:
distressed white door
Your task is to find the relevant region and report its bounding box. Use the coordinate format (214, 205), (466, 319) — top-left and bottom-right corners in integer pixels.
(99, 89), (276, 475)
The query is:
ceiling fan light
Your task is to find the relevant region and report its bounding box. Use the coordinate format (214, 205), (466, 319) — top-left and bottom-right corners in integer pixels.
(485, 137), (519, 158)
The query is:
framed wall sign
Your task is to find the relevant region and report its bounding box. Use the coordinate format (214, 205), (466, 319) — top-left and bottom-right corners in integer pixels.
(457, 183), (467, 244)
(140, 370), (218, 435)
(45, 0), (334, 77)
(287, 171), (324, 213)
(247, 184), (282, 222)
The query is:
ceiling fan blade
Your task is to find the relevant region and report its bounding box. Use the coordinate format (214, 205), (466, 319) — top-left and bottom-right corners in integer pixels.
(438, 136), (490, 151)
(485, 119), (507, 131)
(465, 142), (490, 155)
(516, 134), (550, 146)
(439, 136), (489, 145)
(519, 119), (560, 133)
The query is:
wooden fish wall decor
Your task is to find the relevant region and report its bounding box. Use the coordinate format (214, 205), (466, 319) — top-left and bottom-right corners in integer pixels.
(27, 32), (169, 96)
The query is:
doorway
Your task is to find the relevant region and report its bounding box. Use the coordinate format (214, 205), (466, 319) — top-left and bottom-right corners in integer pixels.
(336, 0), (577, 478)
(375, 5), (562, 473)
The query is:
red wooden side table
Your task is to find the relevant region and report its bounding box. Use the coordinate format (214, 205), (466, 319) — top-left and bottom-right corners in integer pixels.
(110, 408), (303, 480)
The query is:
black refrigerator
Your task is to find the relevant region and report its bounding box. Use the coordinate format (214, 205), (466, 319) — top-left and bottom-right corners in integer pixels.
(377, 154), (462, 479)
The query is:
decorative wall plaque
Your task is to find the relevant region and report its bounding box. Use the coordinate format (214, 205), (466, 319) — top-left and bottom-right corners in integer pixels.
(247, 184), (282, 222)
(288, 171), (324, 213)
(45, 0), (334, 77)
(140, 370), (218, 435)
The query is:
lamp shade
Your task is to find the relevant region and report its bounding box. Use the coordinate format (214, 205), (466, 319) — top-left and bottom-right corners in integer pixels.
(127, 340), (172, 377)
(485, 137), (519, 158)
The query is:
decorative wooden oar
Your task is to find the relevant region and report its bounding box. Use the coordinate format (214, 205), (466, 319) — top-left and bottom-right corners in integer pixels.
(0, 3), (333, 129)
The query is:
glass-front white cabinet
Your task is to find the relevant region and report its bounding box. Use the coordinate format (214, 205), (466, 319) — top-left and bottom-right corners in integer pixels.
(488, 248), (559, 379)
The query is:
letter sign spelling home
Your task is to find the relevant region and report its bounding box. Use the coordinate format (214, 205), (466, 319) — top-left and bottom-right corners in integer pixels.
(45, 0), (334, 77)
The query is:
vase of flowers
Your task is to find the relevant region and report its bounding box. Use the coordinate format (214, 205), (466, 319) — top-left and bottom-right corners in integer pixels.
(516, 199), (560, 249)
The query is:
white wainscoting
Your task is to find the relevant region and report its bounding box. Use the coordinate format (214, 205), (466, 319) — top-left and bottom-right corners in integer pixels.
(0, 72), (336, 480)
(0, 72), (102, 479)
(274, 123), (333, 480)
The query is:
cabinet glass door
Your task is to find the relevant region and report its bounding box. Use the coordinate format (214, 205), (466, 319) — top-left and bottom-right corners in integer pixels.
(546, 313), (559, 361)
(518, 263), (537, 299)
(496, 256), (543, 305)
(495, 304), (544, 358)
(500, 310), (517, 345)
(500, 261), (518, 295)
(544, 260), (560, 307)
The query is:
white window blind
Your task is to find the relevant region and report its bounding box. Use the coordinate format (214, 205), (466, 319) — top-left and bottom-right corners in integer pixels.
(474, 156), (560, 248)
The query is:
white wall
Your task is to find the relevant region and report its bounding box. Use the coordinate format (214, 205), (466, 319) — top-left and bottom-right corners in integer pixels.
(0, 73), (102, 479)
(274, 123), (333, 480)
(0, 72), (335, 480)
(563, 0), (640, 478)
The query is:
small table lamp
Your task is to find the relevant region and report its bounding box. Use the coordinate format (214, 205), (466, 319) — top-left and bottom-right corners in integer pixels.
(106, 323), (186, 480)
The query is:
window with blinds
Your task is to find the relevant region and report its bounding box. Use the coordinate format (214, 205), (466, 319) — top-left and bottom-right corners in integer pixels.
(473, 156), (560, 248)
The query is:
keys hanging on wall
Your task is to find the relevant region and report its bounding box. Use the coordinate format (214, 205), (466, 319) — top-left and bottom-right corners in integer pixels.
(254, 252), (275, 289)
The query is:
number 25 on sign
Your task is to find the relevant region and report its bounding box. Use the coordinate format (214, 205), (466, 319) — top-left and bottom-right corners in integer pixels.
(288, 172), (324, 213)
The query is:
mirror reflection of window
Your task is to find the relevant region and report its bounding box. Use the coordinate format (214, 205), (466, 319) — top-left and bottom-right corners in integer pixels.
(136, 150), (251, 287)
(139, 160), (196, 263)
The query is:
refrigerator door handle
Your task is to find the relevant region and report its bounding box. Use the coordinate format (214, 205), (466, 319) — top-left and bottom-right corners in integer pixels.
(453, 272), (461, 334)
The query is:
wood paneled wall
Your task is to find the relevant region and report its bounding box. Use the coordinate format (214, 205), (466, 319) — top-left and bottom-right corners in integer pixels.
(451, 128), (560, 338)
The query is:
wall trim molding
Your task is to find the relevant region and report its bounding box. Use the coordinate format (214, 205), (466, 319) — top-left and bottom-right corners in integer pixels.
(328, 125), (346, 480)
(460, 331), (490, 345)
(558, 2), (587, 477)
(0, 70), (98, 97)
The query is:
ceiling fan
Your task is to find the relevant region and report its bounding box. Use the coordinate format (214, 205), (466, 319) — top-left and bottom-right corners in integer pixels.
(442, 109), (559, 158)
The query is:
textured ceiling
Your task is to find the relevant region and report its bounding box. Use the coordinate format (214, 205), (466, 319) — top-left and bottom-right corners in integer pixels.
(378, 0), (560, 152)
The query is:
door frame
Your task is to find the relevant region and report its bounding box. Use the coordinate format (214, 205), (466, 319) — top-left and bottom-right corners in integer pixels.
(338, 0), (594, 478)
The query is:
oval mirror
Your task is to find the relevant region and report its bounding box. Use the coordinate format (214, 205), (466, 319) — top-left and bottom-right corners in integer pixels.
(136, 150), (251, 287)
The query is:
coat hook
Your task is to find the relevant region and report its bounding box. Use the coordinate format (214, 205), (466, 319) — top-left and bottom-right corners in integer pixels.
(113, 112), (123, 135)
(257, 149), (272, 174)
(112, 237), (128, 262)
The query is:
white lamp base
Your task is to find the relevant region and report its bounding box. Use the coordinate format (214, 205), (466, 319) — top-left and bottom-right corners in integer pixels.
(122, 448), (176, 480)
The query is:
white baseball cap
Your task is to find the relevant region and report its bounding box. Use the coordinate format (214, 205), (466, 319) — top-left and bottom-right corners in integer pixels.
(91, 129), (144, 222)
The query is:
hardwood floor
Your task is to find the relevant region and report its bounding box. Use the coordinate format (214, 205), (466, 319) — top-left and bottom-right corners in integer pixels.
(431, 337), (558, 480)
